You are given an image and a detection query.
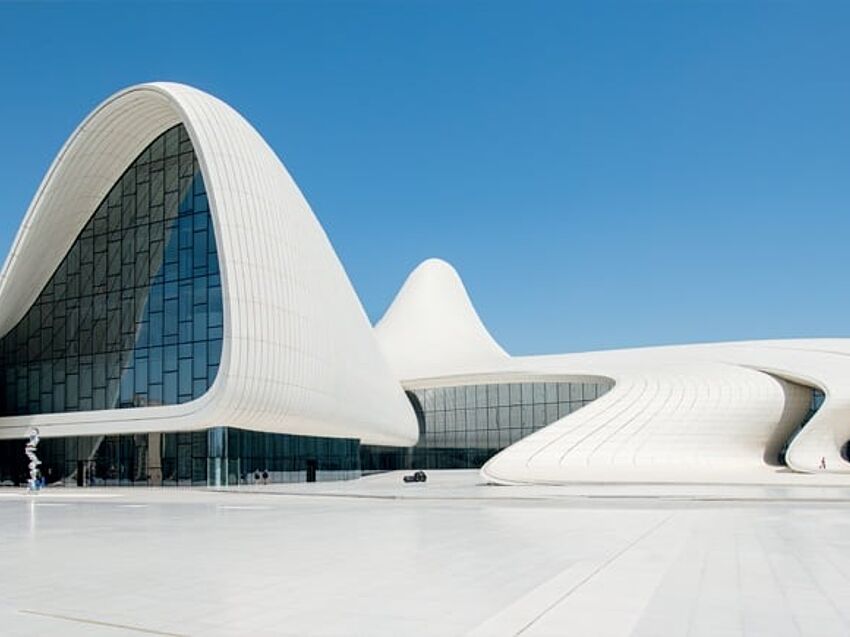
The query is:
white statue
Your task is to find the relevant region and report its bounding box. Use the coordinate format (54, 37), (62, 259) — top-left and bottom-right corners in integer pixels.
(25, 428), (41, 492)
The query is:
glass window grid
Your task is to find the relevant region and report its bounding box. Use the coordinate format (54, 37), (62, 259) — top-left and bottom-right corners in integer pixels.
(364, 381), (614, 471)
(0, 426), (361, 487)
(0, 124), (222, 416)
(222, 428), (359, 482)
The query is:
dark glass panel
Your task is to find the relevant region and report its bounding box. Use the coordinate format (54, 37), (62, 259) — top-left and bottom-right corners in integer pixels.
(361, 380), (613, 471)
(0, 124), (223, 416)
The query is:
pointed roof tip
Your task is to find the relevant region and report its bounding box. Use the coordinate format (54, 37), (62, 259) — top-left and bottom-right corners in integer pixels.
(375, 258), (509, 381)
(402, 257), (463, 286)
(415, 257), (456, 271)
(400, 257), (463, 290)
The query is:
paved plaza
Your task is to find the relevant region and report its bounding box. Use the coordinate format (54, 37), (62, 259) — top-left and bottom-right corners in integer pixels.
(2, 471), (850, 636)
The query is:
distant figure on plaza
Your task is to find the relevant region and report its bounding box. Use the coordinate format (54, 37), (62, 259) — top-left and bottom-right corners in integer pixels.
(262, 470), (269, 485)
(819, 456), (827, 470)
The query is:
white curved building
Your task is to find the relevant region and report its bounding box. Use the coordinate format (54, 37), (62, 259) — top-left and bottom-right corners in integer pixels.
(373, 260), (850, 483)
(0, 82), (418, 486)
(0, 82), (847, 486)
(0, 82), (415, 446)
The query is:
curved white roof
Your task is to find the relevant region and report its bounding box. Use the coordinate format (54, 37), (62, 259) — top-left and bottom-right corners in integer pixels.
(479, 340), (850, 481)
(0, 82), (417, 446)
(374, 258), (509, 380)
(375, 261), (850, 479)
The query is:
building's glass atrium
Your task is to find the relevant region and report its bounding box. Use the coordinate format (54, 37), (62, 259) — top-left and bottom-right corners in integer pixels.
(0, 124), (222, 416)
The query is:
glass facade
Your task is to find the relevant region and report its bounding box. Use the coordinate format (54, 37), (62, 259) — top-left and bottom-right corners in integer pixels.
(0, 124), (222, 416)
(0, 379), (612, 486)
(219, 428), (360, 484)
(361, 379), (614, 471)
(0, 428), (360, 487)
(0, 380), (840, 486)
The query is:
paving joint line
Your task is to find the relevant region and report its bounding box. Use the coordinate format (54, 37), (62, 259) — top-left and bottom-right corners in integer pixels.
(514, 511), (678, 635)
(18, 609), (188, 636)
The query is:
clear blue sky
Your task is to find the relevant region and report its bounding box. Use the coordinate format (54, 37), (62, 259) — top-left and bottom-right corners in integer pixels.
(1, 1), (848, 355)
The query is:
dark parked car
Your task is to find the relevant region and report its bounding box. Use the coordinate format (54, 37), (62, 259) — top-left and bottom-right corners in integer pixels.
(403, 470), (427, 483)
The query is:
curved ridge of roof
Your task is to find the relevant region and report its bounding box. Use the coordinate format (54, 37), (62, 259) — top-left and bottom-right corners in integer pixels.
(375, 258), (509, 381)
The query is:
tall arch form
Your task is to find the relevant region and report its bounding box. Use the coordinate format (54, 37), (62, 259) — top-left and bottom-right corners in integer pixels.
(0, 82), (417, 446)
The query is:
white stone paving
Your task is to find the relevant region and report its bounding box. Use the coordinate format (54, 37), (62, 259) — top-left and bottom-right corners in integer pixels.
(1, 471), (850, 636)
